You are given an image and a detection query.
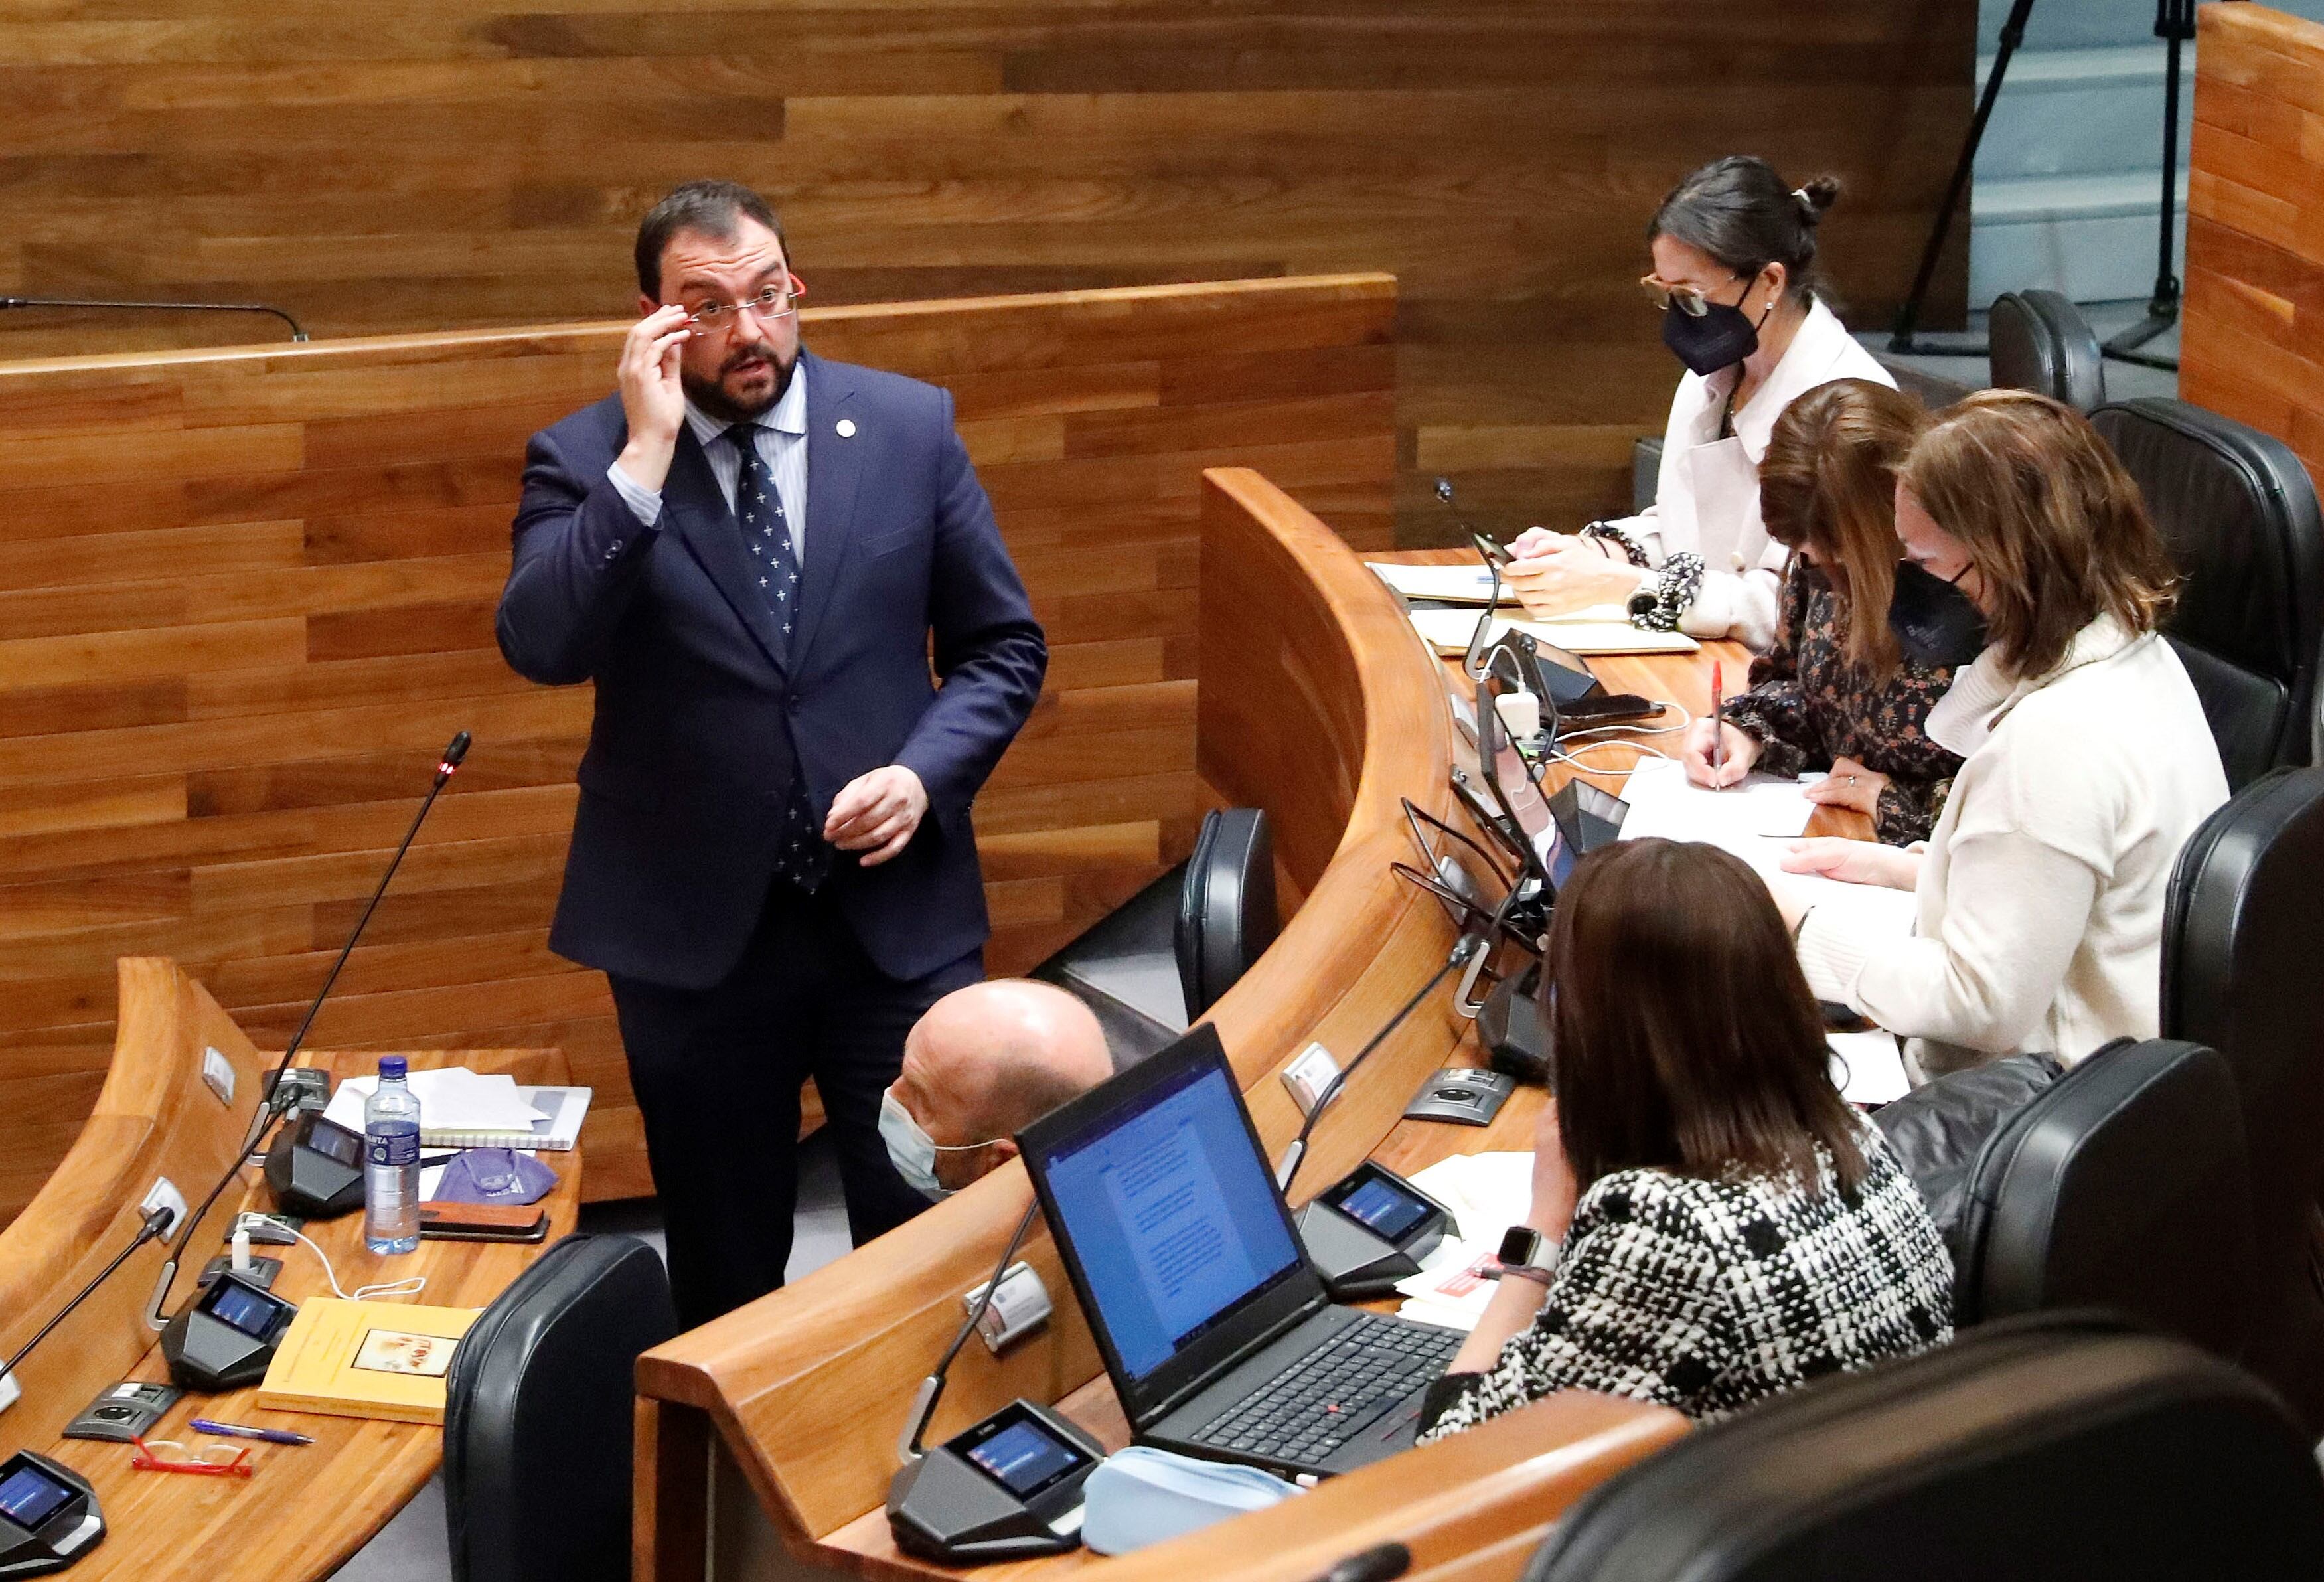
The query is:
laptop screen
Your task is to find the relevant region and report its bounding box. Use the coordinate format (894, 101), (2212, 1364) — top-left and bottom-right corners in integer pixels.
(1030, 1038), (1305, 1384)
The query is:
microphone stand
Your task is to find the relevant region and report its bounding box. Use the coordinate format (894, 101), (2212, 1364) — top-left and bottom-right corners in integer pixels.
(897, 1200), (1042, 1464)
(2, 1205), (177, 1391)
(1276, 935), (1482, 1198)
(144, 732), (471, 1330)
(0, 297), (307, 342)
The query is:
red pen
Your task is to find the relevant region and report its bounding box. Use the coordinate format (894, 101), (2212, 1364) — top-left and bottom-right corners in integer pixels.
(1710, 661), (1726, 789)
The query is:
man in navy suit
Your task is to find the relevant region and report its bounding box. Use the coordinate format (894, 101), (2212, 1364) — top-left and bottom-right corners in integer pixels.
(497, 181), (1046, 1325)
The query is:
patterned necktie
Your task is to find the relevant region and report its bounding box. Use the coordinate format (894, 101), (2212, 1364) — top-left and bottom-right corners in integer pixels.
(727, 422), (830, 894)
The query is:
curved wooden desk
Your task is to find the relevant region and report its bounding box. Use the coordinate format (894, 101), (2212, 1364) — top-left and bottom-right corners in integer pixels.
(0, 958), (578, 1579)
(631, 473), (1692, 1582)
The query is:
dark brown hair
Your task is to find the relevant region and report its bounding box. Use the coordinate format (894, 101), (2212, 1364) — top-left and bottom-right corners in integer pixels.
(1545, 839), (1867, 1194)
(634, 180), (788, 300)
(1649, 157), (1842, 304)
(1759, 378), (1926, 675)
(1901, 390), (2177, 679)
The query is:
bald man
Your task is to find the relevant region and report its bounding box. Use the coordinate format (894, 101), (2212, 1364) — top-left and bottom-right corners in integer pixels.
(878, 979), (1113, 1198)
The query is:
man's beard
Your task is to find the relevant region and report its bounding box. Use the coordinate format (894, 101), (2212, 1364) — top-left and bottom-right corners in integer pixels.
(681, 345), (794, 424)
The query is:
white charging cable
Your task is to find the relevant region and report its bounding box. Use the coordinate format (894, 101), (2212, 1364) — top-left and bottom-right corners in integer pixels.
(287, 1227), (427, 1301)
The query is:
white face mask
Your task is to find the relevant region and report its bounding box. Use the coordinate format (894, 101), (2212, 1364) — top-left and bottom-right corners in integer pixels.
(879, 1087), (997, 1200)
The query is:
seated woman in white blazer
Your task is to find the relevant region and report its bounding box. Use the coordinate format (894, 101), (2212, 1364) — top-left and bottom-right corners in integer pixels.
(1769, 392), (2228, 1081)
(1506, 157), (1896, 651)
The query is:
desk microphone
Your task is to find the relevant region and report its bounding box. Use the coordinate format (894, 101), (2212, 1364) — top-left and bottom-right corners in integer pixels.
(0, 1204), (177, 1397)
(144, 732), (471, 1330)
(896, 1200), (1042, 1465)
(0, 296), (307, 341)
(1274, 932), (1482, 1198)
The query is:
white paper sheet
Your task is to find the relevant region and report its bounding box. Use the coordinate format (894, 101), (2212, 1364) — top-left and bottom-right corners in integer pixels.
(325, 1067), (546, 1135)
(1408, 609), (1699, 657)
(1617, 755), (1823, 844)
(1366, 561), (1513, 604)
(1827, 1030), (1913, 1106)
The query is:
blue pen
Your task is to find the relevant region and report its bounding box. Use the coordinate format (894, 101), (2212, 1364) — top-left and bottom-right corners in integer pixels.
(191, 1418), (313, 1446)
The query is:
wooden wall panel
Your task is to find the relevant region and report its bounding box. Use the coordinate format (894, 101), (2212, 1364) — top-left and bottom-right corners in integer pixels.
(2184, 5), (2324, 486)
(0, 1), (1970, 542)
(0, 276), (1397, 1223)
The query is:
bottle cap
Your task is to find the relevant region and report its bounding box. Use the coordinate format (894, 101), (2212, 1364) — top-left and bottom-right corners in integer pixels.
(379, 1055), (408, 1080)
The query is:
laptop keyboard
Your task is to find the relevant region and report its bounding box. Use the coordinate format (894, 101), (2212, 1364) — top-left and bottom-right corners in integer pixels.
(1196, 1314), (1460, 1465)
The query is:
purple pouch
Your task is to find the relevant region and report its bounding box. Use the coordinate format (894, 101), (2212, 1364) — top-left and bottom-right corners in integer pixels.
(431, 1147), (556, 1206)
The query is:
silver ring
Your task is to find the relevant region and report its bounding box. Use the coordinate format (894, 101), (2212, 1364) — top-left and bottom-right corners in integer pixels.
(1845, 774), (1859, 785)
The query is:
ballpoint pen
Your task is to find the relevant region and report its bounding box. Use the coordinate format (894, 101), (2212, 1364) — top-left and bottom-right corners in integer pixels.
(191, 1418), (313, 1446)
(1710, 661), (1727, 790)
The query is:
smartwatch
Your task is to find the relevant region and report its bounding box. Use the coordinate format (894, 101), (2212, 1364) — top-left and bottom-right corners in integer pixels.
(1496, 1225), (1561, 1287)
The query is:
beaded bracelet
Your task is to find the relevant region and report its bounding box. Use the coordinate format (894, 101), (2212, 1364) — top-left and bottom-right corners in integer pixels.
(1578, 520), (1651, 568)
(1627, 551), (1704, 631)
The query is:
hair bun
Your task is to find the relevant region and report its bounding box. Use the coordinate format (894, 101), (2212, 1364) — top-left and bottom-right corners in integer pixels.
(1794, 175), (1843, 224)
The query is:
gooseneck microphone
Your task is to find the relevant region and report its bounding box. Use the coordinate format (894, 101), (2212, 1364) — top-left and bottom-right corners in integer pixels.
(0, 296), (308, 342)
(1275, 933), (1484, 1198)
(1, 1203), (177, 1387)
(897, 1200), (1042, 1465)
(145, 732), (471, 1330)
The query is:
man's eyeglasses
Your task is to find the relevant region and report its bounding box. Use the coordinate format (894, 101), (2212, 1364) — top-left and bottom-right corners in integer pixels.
(1638, 273), (1747, 318)
(682, 279), (805, 330)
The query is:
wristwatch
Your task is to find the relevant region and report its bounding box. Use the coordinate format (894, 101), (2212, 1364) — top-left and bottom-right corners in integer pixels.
(1495, 1226), (1561, 1287)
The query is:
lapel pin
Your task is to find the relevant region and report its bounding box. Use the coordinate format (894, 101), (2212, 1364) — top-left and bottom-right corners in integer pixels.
(835, 418), (856, 438)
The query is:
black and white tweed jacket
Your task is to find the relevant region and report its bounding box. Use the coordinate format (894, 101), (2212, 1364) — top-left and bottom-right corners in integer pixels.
(1417, 1121), (1952, 1435)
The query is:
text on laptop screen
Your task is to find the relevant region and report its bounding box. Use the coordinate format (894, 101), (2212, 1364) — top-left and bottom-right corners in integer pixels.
(1038, 1062), (1302, 1380)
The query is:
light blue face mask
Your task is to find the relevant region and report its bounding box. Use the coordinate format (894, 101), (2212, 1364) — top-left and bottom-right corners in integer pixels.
(878, 1087), (997, 1200)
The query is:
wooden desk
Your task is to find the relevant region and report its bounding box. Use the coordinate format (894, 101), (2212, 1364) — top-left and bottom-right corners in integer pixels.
(0, 959), (578, 1581)
(631, 475), (1695, 1582)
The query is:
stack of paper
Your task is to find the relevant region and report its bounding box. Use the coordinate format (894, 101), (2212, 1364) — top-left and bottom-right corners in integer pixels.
(325, 1067), (546, 1137)
(1365, 561), (1511, 605)
(1388, 1151), (1537, 1331)
(1616, 757), (1875, 912)
(1407, 608), (1698, 657)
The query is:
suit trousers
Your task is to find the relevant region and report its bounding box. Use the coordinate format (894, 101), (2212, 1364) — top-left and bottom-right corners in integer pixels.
(609, 879), (982, 1328)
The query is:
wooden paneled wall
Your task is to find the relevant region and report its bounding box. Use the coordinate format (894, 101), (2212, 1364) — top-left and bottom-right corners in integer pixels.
(2185, 4), (2324, 485)
(0, 276), (1395, 1221)
(0, 1), (1970, 542)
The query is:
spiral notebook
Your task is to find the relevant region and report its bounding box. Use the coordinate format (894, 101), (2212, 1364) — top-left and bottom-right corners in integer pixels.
(322, 1077), (592, 1152)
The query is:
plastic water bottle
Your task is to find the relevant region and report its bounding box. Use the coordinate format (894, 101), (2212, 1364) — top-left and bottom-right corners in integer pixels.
(364, 1056), (423, 1255)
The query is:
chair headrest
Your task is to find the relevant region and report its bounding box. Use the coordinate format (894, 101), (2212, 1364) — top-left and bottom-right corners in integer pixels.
(1989, 290), (2105, 412)
(1523, 1313), (2324, 1582)
(2094, 400), (2323, 780)
(1174, 808), (1278, 1020)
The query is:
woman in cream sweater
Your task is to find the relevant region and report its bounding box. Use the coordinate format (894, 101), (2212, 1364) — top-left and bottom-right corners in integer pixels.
(1770, 391), (2228, 1081)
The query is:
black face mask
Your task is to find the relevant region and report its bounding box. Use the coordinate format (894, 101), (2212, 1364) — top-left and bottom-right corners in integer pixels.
(1887, 558), (1988, 669)
(1660, 280), (1773, 378)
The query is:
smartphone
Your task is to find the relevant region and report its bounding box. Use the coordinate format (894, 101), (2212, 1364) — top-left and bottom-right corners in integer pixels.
(417, 1202), (550, 1243)
(1470, 530), (1513, 568)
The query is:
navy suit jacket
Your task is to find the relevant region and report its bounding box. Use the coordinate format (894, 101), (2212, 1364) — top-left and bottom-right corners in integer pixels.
(497, 351), (1046, 990)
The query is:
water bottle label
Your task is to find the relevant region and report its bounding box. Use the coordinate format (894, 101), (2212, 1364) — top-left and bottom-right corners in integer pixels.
(368, 1127), (419, 1167)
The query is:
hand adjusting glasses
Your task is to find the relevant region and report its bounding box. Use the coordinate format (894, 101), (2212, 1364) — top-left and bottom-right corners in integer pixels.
(682, 277), (805, 331)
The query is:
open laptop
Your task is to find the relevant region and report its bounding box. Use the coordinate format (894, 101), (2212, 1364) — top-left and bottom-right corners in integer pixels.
(1017, 1025), (1461, 1479)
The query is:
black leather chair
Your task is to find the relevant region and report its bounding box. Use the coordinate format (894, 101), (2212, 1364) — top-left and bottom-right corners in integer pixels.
(443, 1234), (680, 1582)
(2094, 398), (2324, 788)
(1989, 289), (2106, 412)
(2165, 765), (2324, 1430)
(1950, 1038), (2254, 1358)
(1175, 807), (1278, 1020)
(1523, 1314), (2324, 1582)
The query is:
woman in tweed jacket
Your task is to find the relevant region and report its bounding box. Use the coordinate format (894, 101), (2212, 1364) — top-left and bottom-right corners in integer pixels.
(1418, 840), (1952, 1435)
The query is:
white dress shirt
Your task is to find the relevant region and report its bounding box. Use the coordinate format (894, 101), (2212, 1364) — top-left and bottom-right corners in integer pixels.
(607, 360), (809, 560)
(1603, 299), (1895, 649)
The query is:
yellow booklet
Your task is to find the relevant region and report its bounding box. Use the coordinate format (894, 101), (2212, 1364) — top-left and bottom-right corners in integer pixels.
(256, 1297), (483, 1424)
